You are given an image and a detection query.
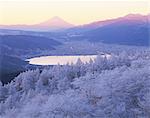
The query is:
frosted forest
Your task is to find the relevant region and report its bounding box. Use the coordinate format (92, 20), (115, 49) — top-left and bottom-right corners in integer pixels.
(0, 48), (150, 118)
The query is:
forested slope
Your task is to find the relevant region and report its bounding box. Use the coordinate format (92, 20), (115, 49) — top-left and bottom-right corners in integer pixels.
(0, 49), (150, 118)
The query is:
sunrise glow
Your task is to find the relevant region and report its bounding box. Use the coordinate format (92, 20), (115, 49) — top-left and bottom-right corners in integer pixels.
(0, 0), (149, 25)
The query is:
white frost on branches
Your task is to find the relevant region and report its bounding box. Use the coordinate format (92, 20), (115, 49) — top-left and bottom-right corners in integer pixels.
(0, 51), (150, 118)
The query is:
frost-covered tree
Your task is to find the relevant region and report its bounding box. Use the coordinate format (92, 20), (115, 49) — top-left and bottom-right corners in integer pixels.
(0, 48), (150, 118)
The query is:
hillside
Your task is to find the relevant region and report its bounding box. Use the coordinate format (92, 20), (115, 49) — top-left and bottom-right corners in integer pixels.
(85, 22), (149, 46)
(0, 48), (150, 117)
(0, 35), (61, 57)
(0, 55), (28, 84)
(0, 35), (62, 84)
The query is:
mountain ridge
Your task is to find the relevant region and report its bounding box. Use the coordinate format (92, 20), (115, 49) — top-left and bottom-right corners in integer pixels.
(67, 13), (149, 33)
(0, 14), (149, 32)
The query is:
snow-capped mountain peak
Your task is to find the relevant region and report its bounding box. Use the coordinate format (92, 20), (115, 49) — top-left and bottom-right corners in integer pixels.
(37, 16), (74, 28)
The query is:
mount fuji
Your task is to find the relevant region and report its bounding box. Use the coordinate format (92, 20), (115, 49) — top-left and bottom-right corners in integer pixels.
(0, 16), (74, 31)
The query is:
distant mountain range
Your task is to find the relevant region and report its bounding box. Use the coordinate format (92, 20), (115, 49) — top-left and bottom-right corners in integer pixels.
(68, 14), (149, 33)
(0, 14), (149, 32)
(67, 14), (150, 46)
(0, 16), (74, 31)
(83, 14), (150, 46)
(0, 14), (149, 46)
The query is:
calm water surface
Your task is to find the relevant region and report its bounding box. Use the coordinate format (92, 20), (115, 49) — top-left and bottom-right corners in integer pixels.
(27, 55), (98, 65)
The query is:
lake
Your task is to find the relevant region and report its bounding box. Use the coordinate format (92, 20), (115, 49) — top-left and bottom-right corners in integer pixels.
(27, 54), (111, 66)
